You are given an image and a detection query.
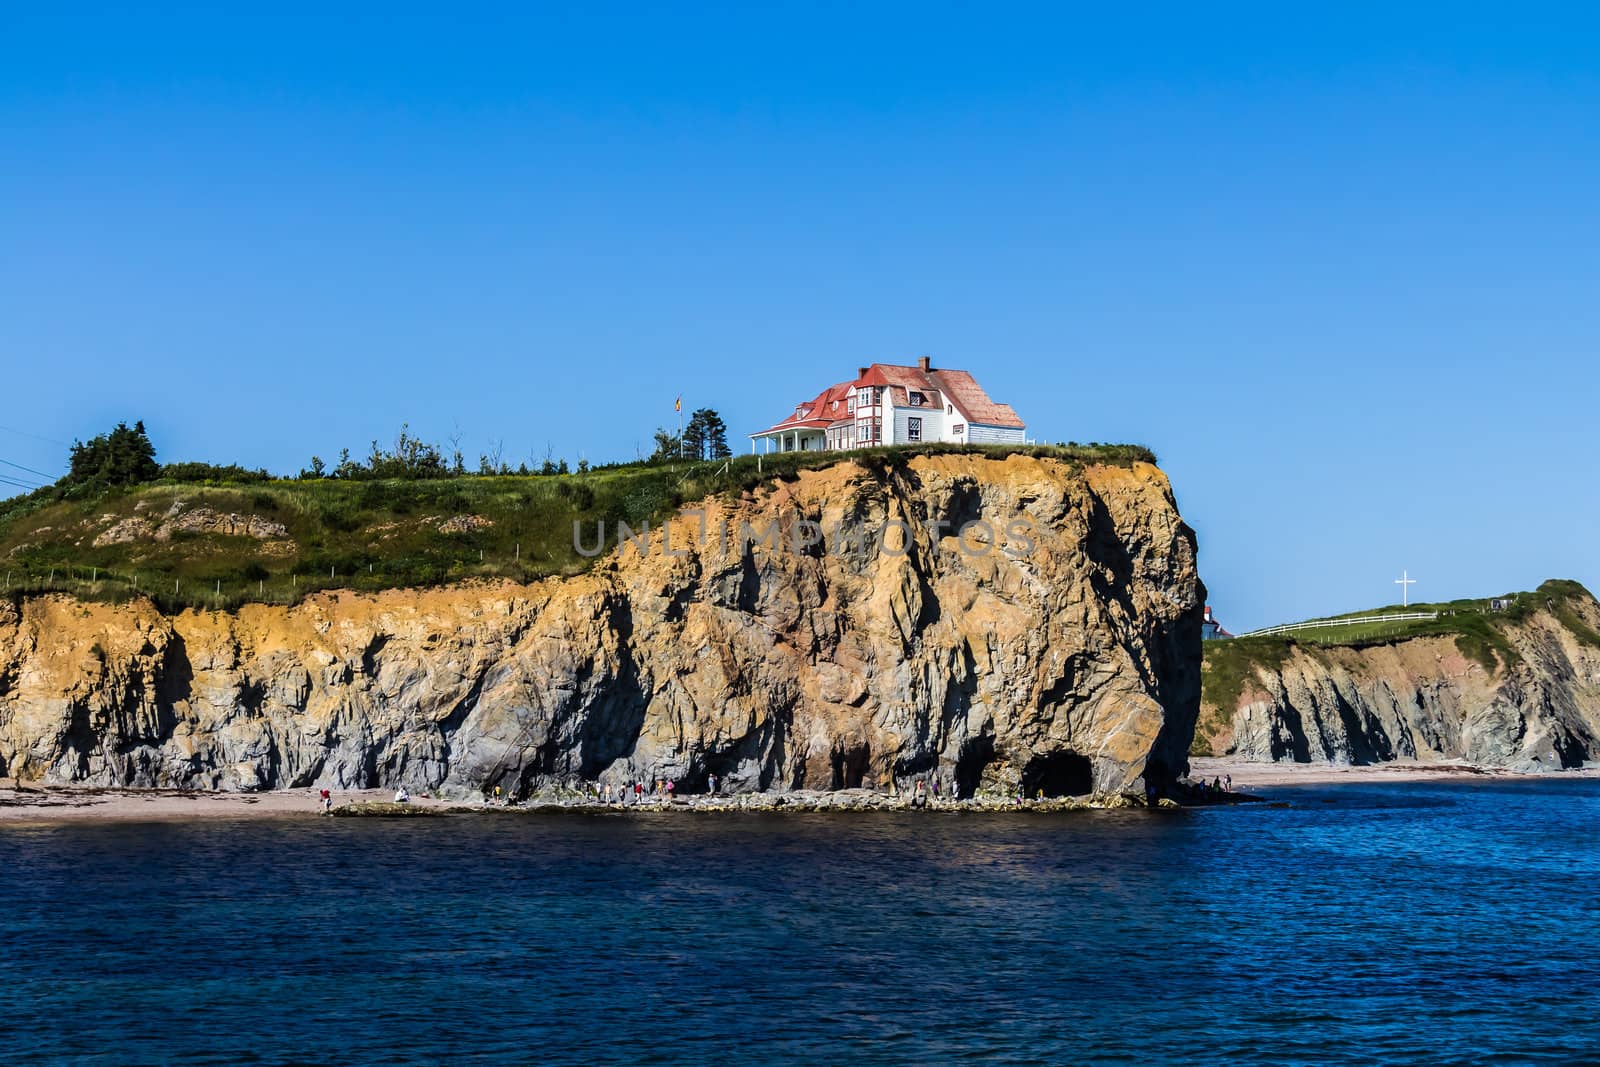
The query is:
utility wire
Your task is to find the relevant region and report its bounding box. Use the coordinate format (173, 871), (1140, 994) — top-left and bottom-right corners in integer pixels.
(0, 474), (42, 492)
(0, 457), (56, 480)
(0, 423), (69, 447)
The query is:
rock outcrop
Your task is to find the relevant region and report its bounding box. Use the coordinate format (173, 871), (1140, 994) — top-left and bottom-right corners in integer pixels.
(1194, 589), (1600, 770)
(0, 454), (1203, 797)
(92, 503), (290, 547)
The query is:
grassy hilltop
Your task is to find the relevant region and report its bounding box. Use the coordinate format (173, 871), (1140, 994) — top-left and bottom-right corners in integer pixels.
(1196, 579), (1600, 754)
(0, 436), (1155, 612)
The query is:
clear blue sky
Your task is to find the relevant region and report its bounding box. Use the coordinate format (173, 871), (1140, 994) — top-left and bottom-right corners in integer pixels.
(2, 5), (1595, 630)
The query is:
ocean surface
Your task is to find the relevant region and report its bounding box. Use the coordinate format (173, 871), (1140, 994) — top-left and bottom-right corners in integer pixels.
(3, 778), (1598, 1065)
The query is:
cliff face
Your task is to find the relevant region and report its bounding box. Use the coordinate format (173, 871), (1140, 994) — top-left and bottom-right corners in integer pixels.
(1195, 593), (1600, 770)
(0, 454), (1203, 797)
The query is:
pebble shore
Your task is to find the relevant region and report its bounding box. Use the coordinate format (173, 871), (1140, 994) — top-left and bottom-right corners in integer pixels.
(331, 788), (1227, 817)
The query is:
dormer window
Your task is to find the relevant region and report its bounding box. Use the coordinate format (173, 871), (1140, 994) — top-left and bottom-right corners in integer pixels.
(909, 391), (925, 407)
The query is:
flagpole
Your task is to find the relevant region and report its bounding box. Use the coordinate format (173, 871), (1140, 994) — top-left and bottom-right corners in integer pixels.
(678, 397), (683, 458)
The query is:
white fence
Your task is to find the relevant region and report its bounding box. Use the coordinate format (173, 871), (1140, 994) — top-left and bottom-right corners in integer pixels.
(1237, 612), (1440, 639)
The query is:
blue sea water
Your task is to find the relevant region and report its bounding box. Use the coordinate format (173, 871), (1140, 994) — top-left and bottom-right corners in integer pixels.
(2, 779), (1598, 1065)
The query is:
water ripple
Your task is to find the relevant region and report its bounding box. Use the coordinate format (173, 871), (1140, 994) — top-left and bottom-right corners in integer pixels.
(3, 779), (1599, 1064)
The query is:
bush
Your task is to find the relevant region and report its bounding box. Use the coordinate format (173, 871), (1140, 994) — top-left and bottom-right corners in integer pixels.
(160, 462), (271, 484)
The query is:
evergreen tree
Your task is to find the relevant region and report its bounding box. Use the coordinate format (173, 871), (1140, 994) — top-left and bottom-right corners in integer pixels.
(63, 420), (160, 490)
(676, 408), (731, 461)
(681, 412), (709, 461)
(701, 409), (731, 459)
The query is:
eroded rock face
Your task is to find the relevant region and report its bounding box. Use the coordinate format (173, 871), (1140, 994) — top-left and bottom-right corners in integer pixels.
(0, 455), (1203, 797)
(1195, 596), (1600, 771)
(92, 504), (289, 546)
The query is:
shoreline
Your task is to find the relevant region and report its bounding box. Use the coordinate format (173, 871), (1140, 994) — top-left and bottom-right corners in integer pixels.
(1188, 756), (1600, 788)
(5, 759), (1597, 824)
(0, 783), (1177, 823)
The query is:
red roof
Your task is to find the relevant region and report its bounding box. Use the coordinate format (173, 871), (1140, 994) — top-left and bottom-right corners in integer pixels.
(925, 368), (1024, 429)
(859, 363), (1022, 428)
(752, 361), (1024, 435)
(754, 382), (853, 434)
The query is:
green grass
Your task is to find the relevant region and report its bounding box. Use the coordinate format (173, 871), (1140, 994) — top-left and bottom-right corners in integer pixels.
(0, 442), (1156, 612)
(1200, 636), (1294, 729)
(1201, 579), (1600, 720)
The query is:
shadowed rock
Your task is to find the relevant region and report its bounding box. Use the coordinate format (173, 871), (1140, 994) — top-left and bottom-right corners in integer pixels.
(0, 454), (1204, 798)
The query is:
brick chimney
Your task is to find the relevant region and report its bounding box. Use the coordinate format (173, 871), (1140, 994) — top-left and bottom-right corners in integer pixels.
(857, 366), (868, 379)
(918, 355), (931, 372)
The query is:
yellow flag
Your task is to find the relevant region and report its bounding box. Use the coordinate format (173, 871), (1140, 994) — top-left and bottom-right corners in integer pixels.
(675, 396), (682, 412)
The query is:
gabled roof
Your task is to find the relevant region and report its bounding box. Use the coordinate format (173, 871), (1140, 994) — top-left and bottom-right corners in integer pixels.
(753, 381), (853, 435)
(751, 360), (1024, 436)
(857, 363), (1021, 427)
(925, 368), (1024, 428)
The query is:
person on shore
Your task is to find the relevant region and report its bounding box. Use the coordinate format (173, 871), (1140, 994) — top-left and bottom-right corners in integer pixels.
(932, 777), (941, 799)
(635, 780), (643, 803)
(666, 778), (676, 800)
(394, 785), (410, 803)
(1224, 773), (1233, 791)
(912, 779), (927, 809)
(708, 773), (718, 795)
(319, 788), (331, 813)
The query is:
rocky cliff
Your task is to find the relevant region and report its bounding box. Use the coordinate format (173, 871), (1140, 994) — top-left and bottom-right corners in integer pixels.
(1194, 585), (1600, 770)
(0, 453), (1203, 798)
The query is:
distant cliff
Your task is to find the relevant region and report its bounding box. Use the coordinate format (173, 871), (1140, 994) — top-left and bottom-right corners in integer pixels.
(1194, 581), (1600, 770)
(0, 453), (1203, 798)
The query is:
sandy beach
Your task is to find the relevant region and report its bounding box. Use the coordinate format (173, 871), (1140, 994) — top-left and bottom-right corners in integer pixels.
(6, 761), (1599, 824)
(1189, 756), (1600, 788)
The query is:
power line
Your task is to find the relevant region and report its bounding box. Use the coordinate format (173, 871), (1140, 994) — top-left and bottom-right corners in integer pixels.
(0, 474), (42, 492)
(0, 423), (69, 447)
(0, 457), (56, 480)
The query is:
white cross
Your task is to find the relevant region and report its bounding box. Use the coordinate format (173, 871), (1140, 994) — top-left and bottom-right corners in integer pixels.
(1394, 569), (1416, 607)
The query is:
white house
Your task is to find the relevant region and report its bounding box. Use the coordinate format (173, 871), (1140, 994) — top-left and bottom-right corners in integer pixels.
(749, 357), (1027, 453)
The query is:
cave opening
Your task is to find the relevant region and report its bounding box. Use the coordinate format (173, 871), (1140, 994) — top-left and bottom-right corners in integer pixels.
(1020, 751), (1093, 798)
(831, 743), (872, 789)
(955, 735), (994, 798)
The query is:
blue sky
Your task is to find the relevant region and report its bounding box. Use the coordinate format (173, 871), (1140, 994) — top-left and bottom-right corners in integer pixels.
(1, 5), (1596, 630)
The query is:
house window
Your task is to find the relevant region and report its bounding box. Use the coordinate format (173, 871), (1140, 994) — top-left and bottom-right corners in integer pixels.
(847, 397), (856, 414)
(947, 404), (954, 414)
(909, 391), (925, 407)
(907, 417), (922, 442)
(952, 423), (965, 434)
